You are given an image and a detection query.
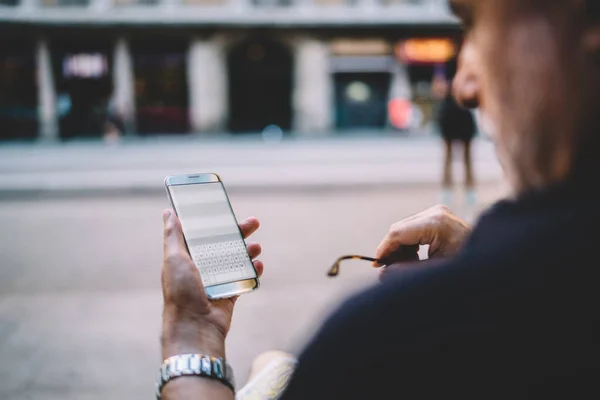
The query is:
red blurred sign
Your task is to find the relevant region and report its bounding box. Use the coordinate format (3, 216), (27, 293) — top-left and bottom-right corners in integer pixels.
(388, 98), (412, 129)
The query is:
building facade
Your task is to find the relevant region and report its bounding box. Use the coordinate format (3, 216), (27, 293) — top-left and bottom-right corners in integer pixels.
(0, 0), (459, 140)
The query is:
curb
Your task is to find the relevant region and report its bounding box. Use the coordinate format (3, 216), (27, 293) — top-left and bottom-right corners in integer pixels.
(0, 180), (498, 201)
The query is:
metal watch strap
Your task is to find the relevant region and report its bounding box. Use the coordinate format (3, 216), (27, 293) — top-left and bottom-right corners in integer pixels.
(156, 354), (235, 399)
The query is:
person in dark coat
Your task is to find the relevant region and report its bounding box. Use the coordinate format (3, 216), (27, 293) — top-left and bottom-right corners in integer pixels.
(435, 56), (477, 206)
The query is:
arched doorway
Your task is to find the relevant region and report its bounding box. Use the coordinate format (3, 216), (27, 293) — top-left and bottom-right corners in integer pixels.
(228, 38), (292, 133)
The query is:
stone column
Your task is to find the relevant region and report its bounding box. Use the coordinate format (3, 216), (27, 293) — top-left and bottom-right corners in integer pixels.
(292, 39), (333, 134)
(36, 39), (58, 141)
(113, 37), (136, 134)
(187, 37), (228, 133)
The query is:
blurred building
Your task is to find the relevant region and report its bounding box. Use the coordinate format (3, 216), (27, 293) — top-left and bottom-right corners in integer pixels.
(0, 0), (459, 140)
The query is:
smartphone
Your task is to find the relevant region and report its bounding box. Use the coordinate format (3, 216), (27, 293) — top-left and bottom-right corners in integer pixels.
(165, 173), (259, 299)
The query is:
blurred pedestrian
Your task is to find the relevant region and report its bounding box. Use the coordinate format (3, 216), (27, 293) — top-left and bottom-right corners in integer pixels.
(434, 60), (477, 207)
(104, 96), (124, 144)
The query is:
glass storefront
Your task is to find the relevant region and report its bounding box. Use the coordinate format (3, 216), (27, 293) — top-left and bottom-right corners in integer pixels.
(329, 42), (396, 131)
(0, 38), (37, 141)
(334, 72), (391, 129)
(132, 39), (190, 135)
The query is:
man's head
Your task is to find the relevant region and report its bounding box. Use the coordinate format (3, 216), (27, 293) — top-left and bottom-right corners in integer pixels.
(451, 0), (600, 195)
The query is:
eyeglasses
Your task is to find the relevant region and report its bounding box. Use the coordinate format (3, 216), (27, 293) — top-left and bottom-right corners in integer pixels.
(327, 255), (380, 277)
(327, 246), (419, 277)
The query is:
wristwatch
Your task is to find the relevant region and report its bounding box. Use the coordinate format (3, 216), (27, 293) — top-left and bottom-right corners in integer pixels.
(156, 354), (236, 399)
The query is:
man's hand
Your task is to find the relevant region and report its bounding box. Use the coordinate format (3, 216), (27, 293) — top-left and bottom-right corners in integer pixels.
(374, 205), (471, 277)
(161, 209), (264, 360)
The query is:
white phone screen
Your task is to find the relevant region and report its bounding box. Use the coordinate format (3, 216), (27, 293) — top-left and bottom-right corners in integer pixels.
(168, 182), (257, 287)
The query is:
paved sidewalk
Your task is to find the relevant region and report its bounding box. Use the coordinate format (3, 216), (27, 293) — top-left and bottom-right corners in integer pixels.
(0, 184), (506, 400)
(0, 136), (502, 197)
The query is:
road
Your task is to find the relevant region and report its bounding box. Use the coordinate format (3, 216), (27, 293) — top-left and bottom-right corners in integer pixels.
(0, 182), (507, 399)
(0, 135), (502, 195)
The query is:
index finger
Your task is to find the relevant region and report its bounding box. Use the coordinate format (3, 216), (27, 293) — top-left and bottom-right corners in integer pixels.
(239, 217), (260, 239)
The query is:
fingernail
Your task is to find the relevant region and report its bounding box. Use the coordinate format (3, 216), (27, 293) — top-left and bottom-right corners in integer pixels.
(163, 209), (171, 223)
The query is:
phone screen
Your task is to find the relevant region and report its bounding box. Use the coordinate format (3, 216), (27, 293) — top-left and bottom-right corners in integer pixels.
(168, 181), (257, 288)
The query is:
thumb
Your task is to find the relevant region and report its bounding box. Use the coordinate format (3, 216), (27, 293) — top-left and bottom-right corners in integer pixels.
(163, 209), (187, 257)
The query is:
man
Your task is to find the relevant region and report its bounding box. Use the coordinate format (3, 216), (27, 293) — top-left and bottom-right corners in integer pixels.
(434, 57), (477, 207)
(158, 0), (600, 398)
